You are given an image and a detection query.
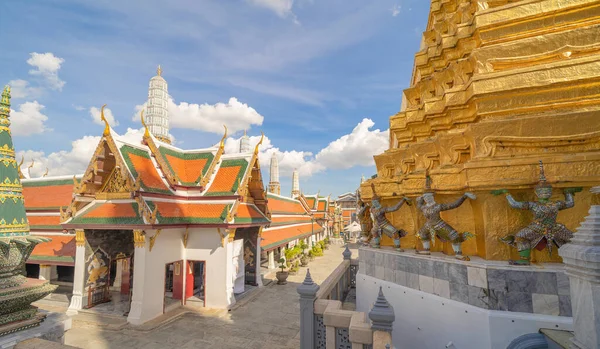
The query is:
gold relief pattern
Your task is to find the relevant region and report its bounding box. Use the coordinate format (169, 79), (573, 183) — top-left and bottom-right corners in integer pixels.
(149, 229), (161, 252)
(133, 229), (145, 248)
(75, 229), (85, 247)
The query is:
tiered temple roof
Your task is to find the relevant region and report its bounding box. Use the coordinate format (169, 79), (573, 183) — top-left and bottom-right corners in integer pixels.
(261, 192), (322, 251)
(22, 176), (80, 266)
(59, 115), (270, 230)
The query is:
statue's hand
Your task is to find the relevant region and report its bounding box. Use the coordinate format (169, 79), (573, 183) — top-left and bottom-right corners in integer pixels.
(491, 189), (508, 196)
(465, 192), (476, 200)
(563, 187), (583, 195)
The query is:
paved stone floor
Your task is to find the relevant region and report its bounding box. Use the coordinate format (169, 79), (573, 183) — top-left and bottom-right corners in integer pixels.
(61, 243), (356, 349)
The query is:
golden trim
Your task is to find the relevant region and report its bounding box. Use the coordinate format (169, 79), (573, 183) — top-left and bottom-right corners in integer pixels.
(217, 227), (225, 247)
(183, 227), (189, 248)
(133, 229), (145, 248)
(149, 229), (161, 252)
(482, 131), (600, 157)
(219, 125), (228, 148)
(75, 229), (85, 247)
(100, 104), (110, 136)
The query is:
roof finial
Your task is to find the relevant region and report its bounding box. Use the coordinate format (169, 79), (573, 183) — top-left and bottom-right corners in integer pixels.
(254, 132), (264, 155)
(219, 125), (228, 149)
(244, 129), (247, 136)
(27, 160), (35, 178)
(100, 104), (110, 136)
(140, 109), (150, 139)
(43, 168), (49, 177)
(157, 65), (162, 76)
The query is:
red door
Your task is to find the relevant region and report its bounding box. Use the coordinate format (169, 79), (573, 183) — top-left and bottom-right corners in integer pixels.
(185, 261), (194, 299)
(120, 258), (130, 296)
(172, 261), (184, 300)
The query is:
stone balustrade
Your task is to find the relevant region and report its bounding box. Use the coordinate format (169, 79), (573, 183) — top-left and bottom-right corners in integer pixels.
(298, 246), (395, 349)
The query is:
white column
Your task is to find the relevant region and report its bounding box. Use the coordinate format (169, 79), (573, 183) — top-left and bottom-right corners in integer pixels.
(67, 230), (86, 315)
(39, 264), (51, 281)
(225, 235), (236, 309)
(128, 230), (148, 325)
(50, 265), (58, 281)
(268, 250), (275, 269)
(255, 235), (263, 287)
(112, 260), (123, 291)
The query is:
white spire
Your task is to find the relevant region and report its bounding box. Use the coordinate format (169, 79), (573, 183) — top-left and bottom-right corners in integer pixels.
(291, 168), (300, 197)
(145, 65), (171, 144)
(268, 152), (280, 195)
(239, 129), (250, 153)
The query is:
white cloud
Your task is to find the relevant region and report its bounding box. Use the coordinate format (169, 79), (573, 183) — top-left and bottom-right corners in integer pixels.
(391, 5), (401, 17)
(90, 106), (119, 126)
(224, 118), (387, 178)
(27, 52), (65, 91)
(17, 128), (142, 178)
(7, 79), (42, 99)
(312, 118), (388, 170)
(247, 0), (295, 18)
(133, 97), (264, 134)
(72, 104), (85, 111)
(10, 101), (50, 136)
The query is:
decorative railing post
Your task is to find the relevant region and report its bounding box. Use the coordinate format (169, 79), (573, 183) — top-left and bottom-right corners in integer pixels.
(343, 245), (352, 260)
(559, 187), (600, 349)
(369, 286), (395, 348)
(298, 269), (320, 349)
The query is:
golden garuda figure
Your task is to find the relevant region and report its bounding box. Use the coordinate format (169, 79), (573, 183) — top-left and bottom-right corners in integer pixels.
(416, 175), (476, 260)
(356, 189), (373, 246)
(495, 161), (582, 265)
(369, 183), (410, 251)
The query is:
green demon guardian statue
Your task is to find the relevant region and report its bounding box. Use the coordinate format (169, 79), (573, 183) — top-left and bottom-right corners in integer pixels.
(416, 175), (476, 260)
(495, 161), (581, 265)
(369, 183), (410, 251)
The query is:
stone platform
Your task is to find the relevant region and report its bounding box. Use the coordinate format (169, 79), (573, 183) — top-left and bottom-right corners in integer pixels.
(359, 246), (572, 317)
(0, 312), (72, 349)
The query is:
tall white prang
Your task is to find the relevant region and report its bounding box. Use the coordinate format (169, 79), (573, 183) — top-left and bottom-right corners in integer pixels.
(291, 168), (300, 198)
(239, 130), (250, 153)
(145, 65), (171, 144)
(268, 152), (280, 195)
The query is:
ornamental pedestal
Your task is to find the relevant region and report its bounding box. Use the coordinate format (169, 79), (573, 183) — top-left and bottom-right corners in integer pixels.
(0, 85), (58, 339)
(559, 187), (600, 349)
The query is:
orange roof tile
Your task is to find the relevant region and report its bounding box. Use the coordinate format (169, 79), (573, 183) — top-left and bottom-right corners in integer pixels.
(23, 184), (73, 209)
(317, 200), (327, 211)
(234, 204), (269, 224)
(85, 202), (138, 218)
(28, 215), (61, 230)
(128, 152), (171, 192)
(267, 195), (306, 215)
(269, 215), (312, 225)
(206, 165), (241, 194)
(29, 235), (75, 265)
(261, 222), (322, 250)
(155, 201), (227, 219)
(305, 197), (316, 209)
(163, 153), (209, 185)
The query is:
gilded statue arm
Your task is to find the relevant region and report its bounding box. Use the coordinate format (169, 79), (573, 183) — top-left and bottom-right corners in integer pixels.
(385, 198), (407, 213)
(506, 194), (530, 210)
(440, 195), (468, 211)
(557, 189), (578, 210)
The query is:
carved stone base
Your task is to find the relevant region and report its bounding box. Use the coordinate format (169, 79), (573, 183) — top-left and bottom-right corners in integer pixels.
(0, 313), (46, 337)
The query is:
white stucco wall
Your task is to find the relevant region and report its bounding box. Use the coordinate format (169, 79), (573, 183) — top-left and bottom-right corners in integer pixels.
(128, 228), (184, 325)
(185, 228), (232, 309)
(356, 273), (573, 349)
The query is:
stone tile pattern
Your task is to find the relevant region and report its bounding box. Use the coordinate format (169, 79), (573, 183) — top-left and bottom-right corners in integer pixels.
(360, 248), (572, 317)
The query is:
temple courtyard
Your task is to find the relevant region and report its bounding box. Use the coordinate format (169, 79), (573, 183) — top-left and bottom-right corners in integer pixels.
(33, 244), (355, 349)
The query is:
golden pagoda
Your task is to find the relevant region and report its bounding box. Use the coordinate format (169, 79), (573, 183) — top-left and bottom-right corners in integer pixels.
(362, 0), (600, 262)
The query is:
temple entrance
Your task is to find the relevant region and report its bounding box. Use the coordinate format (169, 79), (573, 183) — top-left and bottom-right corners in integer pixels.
(234, 227), (261, 286)
(25, 264), (40, 279)
(164, 260), (184, 313)
(184, 260), (205, 308)
(80, 229), (135, 315)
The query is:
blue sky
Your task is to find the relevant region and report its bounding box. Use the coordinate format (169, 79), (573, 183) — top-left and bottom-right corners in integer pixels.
(0, 0), (429, 197)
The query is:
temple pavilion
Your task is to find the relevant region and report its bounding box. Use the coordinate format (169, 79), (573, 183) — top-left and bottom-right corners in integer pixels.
(19, 67), (329, 326)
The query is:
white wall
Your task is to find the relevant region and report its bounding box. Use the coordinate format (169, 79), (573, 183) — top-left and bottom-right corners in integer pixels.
(129, 228), (184, 325)
(356, 273), (573, 349)
(185, 228), (232, 309)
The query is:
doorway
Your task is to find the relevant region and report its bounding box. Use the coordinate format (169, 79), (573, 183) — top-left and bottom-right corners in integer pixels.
(164, 260), (184, 313)
(184, 260), (206, 308)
